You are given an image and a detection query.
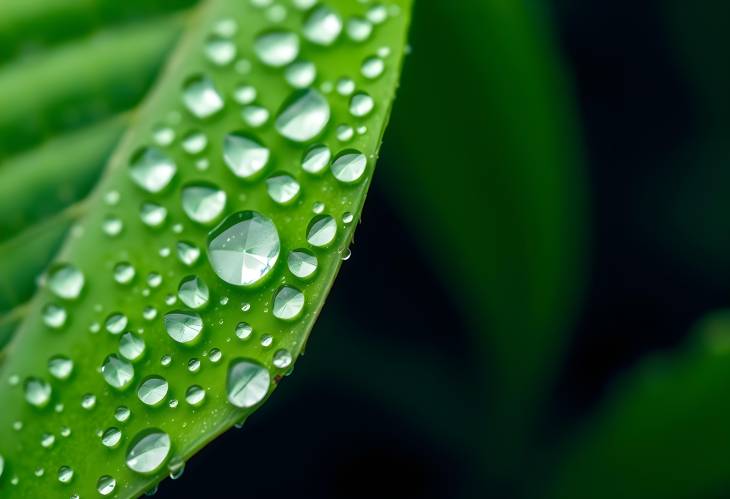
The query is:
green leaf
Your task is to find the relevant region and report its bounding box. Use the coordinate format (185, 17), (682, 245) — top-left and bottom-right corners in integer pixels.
(0, 1), (412, 498)
(385, 0), (586, 456)
(549, 311), (730, 499)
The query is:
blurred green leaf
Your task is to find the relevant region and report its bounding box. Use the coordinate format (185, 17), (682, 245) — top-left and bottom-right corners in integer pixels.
(549, 311), (730, 499)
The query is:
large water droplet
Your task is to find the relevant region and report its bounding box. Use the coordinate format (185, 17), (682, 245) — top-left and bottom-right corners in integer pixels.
(227, 359), (270, 408)
(272, 286), (305, 320)
(301, 144), (331, 174)
(129, 147), (177, 193)
(207, 211), (280, 287)
(331, 150), (367, 183)
(254, 30), (300, 67)
(182, 75), (224, 119)
(266, 174), (300, 205)
(48, 356), (73, 380)
(120, 332), (146, 362)
(223, 132), (270, 178)
(275, 89), (330, 142)
(126, 429), (172, 474)
(137, 376), (169, 406)
(302, 5), (343, 46)
(178, 276), (210, 310)
(307, 214), (337, 247)
(97, 475), (116, 496)
(24, 377), (51, 407)
(164, 311), (204, 344)
(181, 183), (227, 225)
(101, 354), (135, 390)
(288, 249), (318, 279)
(47, 264), (84, 300)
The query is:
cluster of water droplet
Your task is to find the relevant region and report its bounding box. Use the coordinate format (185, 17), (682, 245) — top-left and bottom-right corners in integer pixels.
(3, 0), (402, 495)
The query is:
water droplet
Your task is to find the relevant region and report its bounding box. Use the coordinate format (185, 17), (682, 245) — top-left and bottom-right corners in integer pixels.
(293, 0), (316, 9)
(47, 264), (84, 300)
(105, 190), (120, 205)
(242, 105), (270, 127)
(137, 376), (169, 406)
(336, 77), (355, 96)
(57, 466), (74, 484)
(48, 356), (73, 380)
(266, 174), (300, 204)
(207, 211), (280, 287)
(113, 262), (135, 284)
(140, 202), (167, 228)
(161, 355), (172, 367)
(102, 427), (122, 448)
(153, 126), (175, 147)
(101, 354), (135, 390)
(126, 429), (172, 475)
(254, 30), (300, 67)
(361, 56), (385, 79)
(105, 313), (128, 335)
(331, 150), (367, 183)
(168, 457), (186, 480)
(342, 212), (354, 224)
(273, 286), (305, 320)
(204, 34), (237, 66)
(303, 5), (343, 46)
(115, 406), (131, 423)
(147, 272), (162, 288)
(233, 85), (257, 105)
(120, 332), (146, 362)
(213, 18), (238, 37)
(184, 385), (206, 407)
(176, 241), (201, 267)
(188, 358), (201, 373)
(227, 359), (270, 408)
(42, 303), (66, 329)
(260, 334), (273, 347)
(285, 60), (316, 88)
(182, 75), (224, 119)
(164, 311), (204, 344)
(24, 377), (51, 407)
(273, 349), (293, 368)
(178, 276), (210, 310)
(346, 17), (373, 42)
(275, 89), (330, 142)
(97, 475), (116, 496)
(181, 183), (227, 225)
(336, 124), (354, 142)
(223, 132), (270, 178)
(41, 433), (55, 448)
(367, 4), (388, 24)
(102, 215), (123, 237)
(0, 454), (4, 479)
(288, 249), (318, 279)
(60, 426), (71, 437)
(129, 147), (177, 193)
(312, 201), (325, 214)
(349, 92), (374, 117)
(301, 144), (331, 174)
(180, 131), (207, 157)
(307, 214), (337, 247)
(235, 322), (253, 340)
(209, 348), (222, 363)
(81, 393), (96, 410)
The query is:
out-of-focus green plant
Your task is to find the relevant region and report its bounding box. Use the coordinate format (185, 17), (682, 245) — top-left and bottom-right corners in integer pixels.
(0, 1), (412, 498)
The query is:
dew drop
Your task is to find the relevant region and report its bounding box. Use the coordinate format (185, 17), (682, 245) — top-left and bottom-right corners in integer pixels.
(260, 334), (273, 347)
(285, 60), (316, 88)
(41, 433), (55, 448)
(113, 262), (135, 284)
(233, 85), (257, 105)
(47, 264), (84, 300)
(206, 211), (280, 287)
(346, 17), (373, 42)
(176, 241), (201, 267)
(307, 215), (337, 247)
(97, 476), (116, 496)
(275, 89), (330, 142)
(57, 466), (73, 484)
(42, 303), (66, 329)
(273, 349), (293, 369)
(361, 56), (385, 79)
(331, 150), (367, 183)
(336, 77), (355, 96)
(126, 430), (171, 474)
(105, 313), (128, 335)
(129, 147), (177, 193)
(204, 34), (237, 66)
(223, 132), (270, 178)
(349, 92), (375, 117)
(342, 212), (354, 224)
(164, 311), (204, 344)
(48, 356), (73, 380)
(287, 249), (318, 279)
(140, 202), (167, 228)
(102, 427), (122, 448)
(254, 30), (300, 67)
(182, 75), (225, 119)
(301, 144), (331, 174)
(153, 126), (175, 147)
(137, 376), (169, 406)
(266, 174), (300, 205)
(367, 4), (388, 24)
(235, 322), (253, 340)
(115, 406), (131, 423)
(226, 359), (270, 408)
(178, 276), (210, 310)
(188, 358), (201, 373)
(185, 385), (206, 407)
(24, 377), (51, 407)
(272, 286), (305, 320)
(102, 215), (123, 237)
(181, 183), (227, 225)
(209, 348), (222, 363)
(242, 105), (270, 127)
(182, 130), (208, 155)
(302, 5), (343, 46)
(120, 332), (146, 362)
(81, 393), (96, 410)
(101, 354), (135, 390)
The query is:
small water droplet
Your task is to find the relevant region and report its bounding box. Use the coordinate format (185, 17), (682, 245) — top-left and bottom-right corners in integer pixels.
(129, 147), (177, 193)
(176, 241), (201, 267)
(273, 349), (293, 368)
(207, 211), (280, 287)
(343, 212), (354, 224)
(137, 376), (169, 406)
(182, 75), (225, 119)
(336, 124), (354, 142)
(272, 286), (305, 320)
(181, 183), (227, 225)
(336, 77), (355, 96)
(48, 356), (73, 380)
(285, 60), (316, 88)
(288, 249), (318, 279)
(331, 150), (367, 183)
(126, 429), (171, 474)
(209, 348), (223, 363)
(47, 264), (84, 300)
(301, 144), (331, 174)
(140, 202), (168, 228)
(105, 312), (128, 335)
(164, 311), (204, 344)
(178, 275), (210, 310)
(42, 303), (67, 329)
(303, 5), (343, 46)
(346, 17), (373, 42)
(101, 354), (135, 390)
(213, 18), (238, 37)
(312, 201), (325, 214)
(57, 465), (74, 484)
(204, 34), (237, 66)
(41, 433), (55, 448)
(349, 92), (374, 117)
(254, 30), (300, 67)
(113, 262), (136, 284)
(115, 406), (131, 423)
(227, 359), (270, 408)
(266, 174), (300, 205)
(188, 358), (201, 373)
(161, 355), (173, 367)
(367, 4), (388, 24)
(361, 56), (385, 79)
(242, 105), (270, 127)
(153, 126), (175, 147)
(307, 214), (337, 247)
(260, 334), (273, 347)
(275, 89), (330, 142)
(120, 332), (146, 362)
(81, 393), (96, 410)
(223, 132), (270, 178)
(182, 130), (208, 155)
(235, 322), (253, 340)
(97, 475), (116, 496)
(24, 377), (51, 407)
(168, 457), (185, 480)
(102, 215), (124, 237)
(233, 85), (257, 105)
(185, 385), (206, 407)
